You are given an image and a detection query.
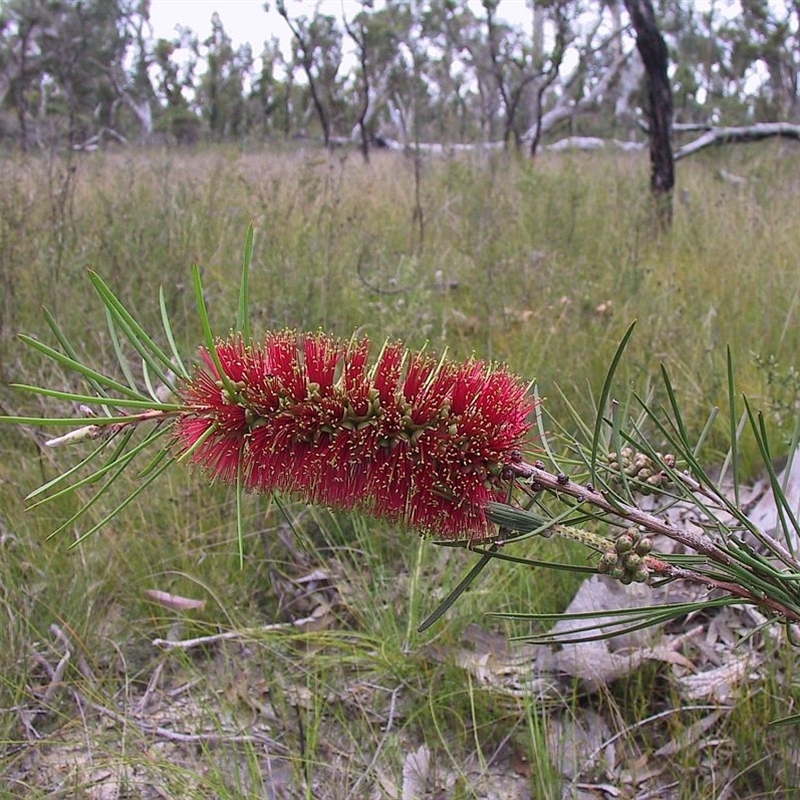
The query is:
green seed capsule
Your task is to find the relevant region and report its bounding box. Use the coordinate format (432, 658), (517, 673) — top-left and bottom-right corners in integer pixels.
(623, 553), (642, 570)
(616, 533), (635, 553)
(634, 537), (653, 556)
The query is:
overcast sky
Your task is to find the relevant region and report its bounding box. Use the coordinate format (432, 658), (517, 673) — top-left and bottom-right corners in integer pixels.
(148, 1), (534, 55)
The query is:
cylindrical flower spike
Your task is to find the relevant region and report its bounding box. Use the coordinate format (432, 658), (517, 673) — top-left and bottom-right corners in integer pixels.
(175, 331), (535, 541)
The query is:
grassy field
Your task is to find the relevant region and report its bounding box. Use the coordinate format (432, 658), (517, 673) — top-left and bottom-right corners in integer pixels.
(1, 142), (800, 798)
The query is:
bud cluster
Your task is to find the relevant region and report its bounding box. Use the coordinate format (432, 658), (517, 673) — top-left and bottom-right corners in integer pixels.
(597, 528), (653, 584)
(607, 447), (676, 494)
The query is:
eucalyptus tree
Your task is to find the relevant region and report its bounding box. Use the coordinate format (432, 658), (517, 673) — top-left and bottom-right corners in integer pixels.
(276, 0), (345, 147)
(482, 0), (549, 149)
(195, 13), (253, 140)
(624, 0), (674, 227)
(344, 2), (400, 158)
(0, 0), (153, 148)
(249, 36), (291, 139)
(717, 0), (799, 121)
(0, 0), (59, 149)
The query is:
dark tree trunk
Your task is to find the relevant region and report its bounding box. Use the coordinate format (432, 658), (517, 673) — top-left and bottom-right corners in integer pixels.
(624, 0), (674, 228)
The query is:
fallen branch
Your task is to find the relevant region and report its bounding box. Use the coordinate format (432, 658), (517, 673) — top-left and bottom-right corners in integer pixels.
(674, 122), (800, 161)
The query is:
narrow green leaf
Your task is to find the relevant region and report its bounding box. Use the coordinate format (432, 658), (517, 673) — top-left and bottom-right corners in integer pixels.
(88, 271), (177, 377)
(105, 306), (139, 391)
(34, 426), (169, 511)
(746, 401), (800, 553)
(484, 502), (554, 534)
(485, 502), (593, 546)
(659, 362), (690, 449)
(0, 413), (157, 427)
(159, 285), (189, 379)
(553, 383), (595, 445)
(417, 548), (496, 632)
(693, 406), (718, 459)
(18, 334), (148, 401)
(175, 420), (218, 463)
(69, 453), (176, 547)
(495, 598), (738, 644)
(590, 321), (636, 480)
(142, 359), (161, 404)
(192, 263), (237, 397)
(608, 396), (636, 502)
(237, 223), (254, 343)
(136, 443), (172, 479)
(8, 385), (181, 411)
(42, 307), (109, 399)
(530, 385), (560, 469)
(629, 393), (717, 491)
(468, 545), (597, 573)
(46, 455), (134, 540)
(236, 458), (245, 568)
(26, 431), (134, 502)
(95, 283), (177, 391)
(29, 429), (143, 509)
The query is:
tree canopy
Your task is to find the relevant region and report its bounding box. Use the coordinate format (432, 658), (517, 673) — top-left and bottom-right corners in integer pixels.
(0, 0), (797, 151)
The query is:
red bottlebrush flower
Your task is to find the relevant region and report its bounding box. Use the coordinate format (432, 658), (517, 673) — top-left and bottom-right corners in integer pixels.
(175, 331), (534, 541)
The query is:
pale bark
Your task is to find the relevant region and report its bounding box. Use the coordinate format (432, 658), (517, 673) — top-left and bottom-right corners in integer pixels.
(674, 122), (800, 161)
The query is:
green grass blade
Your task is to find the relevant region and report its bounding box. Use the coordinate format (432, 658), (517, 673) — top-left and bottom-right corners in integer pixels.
(590, 321), (636, 480)
(236, 459), (245, 568)
(770, 713), (800, 727)
(237, 223), (254, 343)
(726, 346), (741, 506)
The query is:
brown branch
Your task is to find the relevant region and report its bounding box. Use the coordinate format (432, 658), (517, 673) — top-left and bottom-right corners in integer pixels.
(509, 460), (732, 565)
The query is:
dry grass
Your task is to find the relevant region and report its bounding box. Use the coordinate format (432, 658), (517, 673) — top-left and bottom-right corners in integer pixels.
(2, 142), (800, 798)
